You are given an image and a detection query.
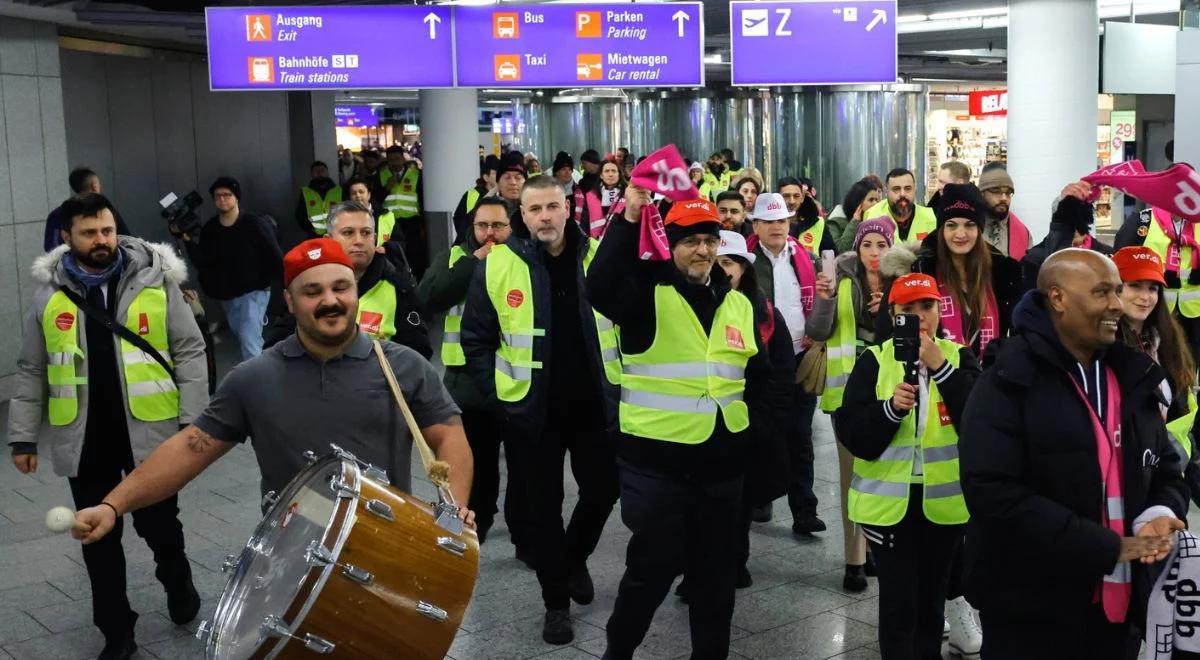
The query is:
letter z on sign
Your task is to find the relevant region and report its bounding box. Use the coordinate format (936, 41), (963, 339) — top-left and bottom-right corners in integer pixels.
(740, 8), (792, 37)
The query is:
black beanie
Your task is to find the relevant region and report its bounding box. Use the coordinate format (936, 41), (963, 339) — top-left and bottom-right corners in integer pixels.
(553, 151), (574, 173)
(1052, 196), (1095, 236)
(580, 149), (601, 165)
(209, 176), (242, 201)
(937, 183), (987, 231)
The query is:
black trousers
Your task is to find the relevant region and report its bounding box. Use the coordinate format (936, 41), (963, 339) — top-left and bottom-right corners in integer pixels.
(787, 385), (819, 519)
(68, 433), (187, 640)
(605, 462), (743, 660)
(524, 422), (619, 610)
(463, 409), (531, 547)
(980, 606), (1140, 660)
(862, 489), (963, 660)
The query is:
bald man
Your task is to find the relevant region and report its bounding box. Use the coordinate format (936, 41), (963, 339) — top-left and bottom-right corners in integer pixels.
(958, 249), (1188, 660)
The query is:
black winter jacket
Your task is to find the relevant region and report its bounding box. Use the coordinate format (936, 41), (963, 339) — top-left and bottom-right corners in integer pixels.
(745, 297), (794, 506)
(959, 291), (1189, 627)
(460, 223), (617, 437)
(586, 217), (772, 481)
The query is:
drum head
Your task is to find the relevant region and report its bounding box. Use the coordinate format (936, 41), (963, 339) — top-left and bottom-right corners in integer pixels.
(206, 456), (356, 659)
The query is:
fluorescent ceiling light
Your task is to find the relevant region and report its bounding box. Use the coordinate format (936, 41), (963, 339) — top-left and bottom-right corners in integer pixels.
(897, 14), (929, 24)
(899, 0), (1177, 33)
(928, 6), (1007, 20)
(704, 53), (723, 63)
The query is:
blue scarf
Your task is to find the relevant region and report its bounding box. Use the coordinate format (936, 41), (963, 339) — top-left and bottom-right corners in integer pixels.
(63, 246), (125, 291)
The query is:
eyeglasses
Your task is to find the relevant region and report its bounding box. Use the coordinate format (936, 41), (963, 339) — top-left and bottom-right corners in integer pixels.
(474, 222), (511, 231)
(213, 192), (235, 200)
(986, 188), (1015, 198)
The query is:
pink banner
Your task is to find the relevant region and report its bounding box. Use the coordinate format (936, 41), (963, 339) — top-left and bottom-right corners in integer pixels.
(630, 144), (698, 202)
(1083, 160), (1200, 220)
(638, 203), (670, 261)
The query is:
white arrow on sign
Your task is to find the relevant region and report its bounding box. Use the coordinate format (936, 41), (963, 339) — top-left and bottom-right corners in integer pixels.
(672, 10), (690, 37)
(865, 8), (887, 32)
(424, 12), (441, 39)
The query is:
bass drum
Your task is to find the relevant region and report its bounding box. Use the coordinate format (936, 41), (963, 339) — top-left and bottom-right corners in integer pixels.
(198, 451), (479, 658)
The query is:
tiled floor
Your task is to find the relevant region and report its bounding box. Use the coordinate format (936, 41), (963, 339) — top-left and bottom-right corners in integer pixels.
(0, 328), (1163, 660)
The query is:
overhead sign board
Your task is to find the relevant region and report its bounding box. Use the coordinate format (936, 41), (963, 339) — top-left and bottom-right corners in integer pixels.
(968, 90), (1008, 117)
(454, 3), (704, 88)
(729, 1), (897, 86)
(334, 105), (379, 127)
(205, 6), (454, 90)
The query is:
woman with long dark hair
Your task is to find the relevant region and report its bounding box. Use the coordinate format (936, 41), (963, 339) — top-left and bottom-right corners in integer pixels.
(584, 157), (626, 237)
(735, 175), (762, 213)
(831, 178), (885, 252)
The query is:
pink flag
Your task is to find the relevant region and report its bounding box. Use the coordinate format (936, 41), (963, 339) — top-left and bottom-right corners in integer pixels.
(638, 203), (670, 261)
(1082, 160), (1200, 220)
(630, 145), (698, 202)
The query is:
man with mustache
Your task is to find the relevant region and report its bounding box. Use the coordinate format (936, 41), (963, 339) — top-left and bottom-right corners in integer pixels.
(865, 168), (939, 243)
(71, 238), (474, 568)
(960, 249), (1188, 660)
(979, 167), (1032, 261)
(8, 193), (208, 660)
(461, 174), (621, 645)
(779, 176), (836, 257)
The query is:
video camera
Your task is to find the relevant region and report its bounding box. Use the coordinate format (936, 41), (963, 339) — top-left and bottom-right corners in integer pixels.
(160, 191), (204, 240)
(893, 313), (921, 386)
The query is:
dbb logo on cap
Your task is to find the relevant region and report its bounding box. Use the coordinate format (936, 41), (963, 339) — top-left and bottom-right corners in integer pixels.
(944, 200), (976, 214)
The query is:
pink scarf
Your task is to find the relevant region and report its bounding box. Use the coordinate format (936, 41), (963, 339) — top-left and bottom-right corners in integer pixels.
(746, 234), (816, 314)
(1152, 208), (1200, 279)
(1007, 212), (1030, 261)
(936, 282), (999, 352)
(1067, 367), (1130, 623)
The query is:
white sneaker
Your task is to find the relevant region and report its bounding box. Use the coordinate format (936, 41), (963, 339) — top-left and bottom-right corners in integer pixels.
(946, 596), (982, 659)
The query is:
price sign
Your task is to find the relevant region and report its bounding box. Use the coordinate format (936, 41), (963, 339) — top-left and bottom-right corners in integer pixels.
(1111, 110), (1137, 142)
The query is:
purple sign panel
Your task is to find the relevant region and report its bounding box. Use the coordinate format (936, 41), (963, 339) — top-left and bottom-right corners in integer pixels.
(730, 1), (896, 86)
(335, 105), (379, 127)
(205, 6), (454, 90)
(454, 3), (704, 89)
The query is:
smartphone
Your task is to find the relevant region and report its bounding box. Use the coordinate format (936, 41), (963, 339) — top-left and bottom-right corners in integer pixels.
(821, 250), (835, 280)
(893, 313), (921, 385)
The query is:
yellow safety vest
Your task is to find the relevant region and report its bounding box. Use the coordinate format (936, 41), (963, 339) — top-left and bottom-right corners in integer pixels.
(484, 239), (620, 402)
(301, 186), (342, 236)
(619, 285), (757, 444)
(376, 211), (397, 247)
(1167, 391), (1198, 467)
(357, 279), (397, 341)
(1144, 210), (1200, 318)
(820, 277), (861, 413)
(797, 217), (826, 255)
(848, 339), (968, 526)
(442, 246), (469, 367)
(384, 167), (420, 219)
(42, 287), (179, 425)
(701, 171), (731, 201)
(465, 188), (482, 216)
(379, 168), (393, 189)
(864, 199), (937, 243)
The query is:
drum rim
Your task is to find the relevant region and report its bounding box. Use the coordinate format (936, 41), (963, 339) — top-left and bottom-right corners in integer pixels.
(206, 455), (360, 659)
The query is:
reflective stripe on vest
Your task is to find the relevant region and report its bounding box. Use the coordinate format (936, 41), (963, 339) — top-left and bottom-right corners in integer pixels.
(484, 239), (620, 401)
(376, 211), (397, 246)
(384, 167), (420, 218)
(301, 186), (343, 236)
(864, 199), (937, 242)
(358, 279), (397, 341)
(847, 338), (968, 526)
(797, 217), (826, 254)
(441, 246), (469, 367)
(1143, 213), (1200, 317)
(820, 277), (859, 413)
(619, 285), (757, 444)
(1167, 391), (1198, 468)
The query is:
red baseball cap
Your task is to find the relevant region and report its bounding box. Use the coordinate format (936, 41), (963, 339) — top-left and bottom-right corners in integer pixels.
(889, 273), (942, 305)
(665, 198), (720, 227)
(283, 238), (353, 288)
(1112, 246), (1167, 286)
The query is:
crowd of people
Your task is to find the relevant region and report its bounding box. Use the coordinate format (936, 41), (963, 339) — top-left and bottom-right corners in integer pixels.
(8, 145), (1200, 660)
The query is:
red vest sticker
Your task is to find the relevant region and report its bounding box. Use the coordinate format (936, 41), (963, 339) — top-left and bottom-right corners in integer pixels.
(802, 232), (814, 245)
(726, 325), (745, 350)
(360, 311), (383, 336)
(506, 289), (525, 308)
(55, 312), (75, 332)
(937, 401), (952, 426)
(916, 232), (930, 241)
(309, 198), (318, 206)
(137, 313), (150, 336)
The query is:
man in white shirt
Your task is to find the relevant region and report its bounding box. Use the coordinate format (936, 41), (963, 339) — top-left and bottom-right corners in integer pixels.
(748, 193), (825, 534)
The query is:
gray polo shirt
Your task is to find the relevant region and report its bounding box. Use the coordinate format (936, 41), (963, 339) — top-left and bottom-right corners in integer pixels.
(194, 332), (460, 497)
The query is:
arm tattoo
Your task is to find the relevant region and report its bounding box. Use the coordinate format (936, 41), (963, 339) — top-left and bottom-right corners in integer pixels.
(185, 426), (218, 453)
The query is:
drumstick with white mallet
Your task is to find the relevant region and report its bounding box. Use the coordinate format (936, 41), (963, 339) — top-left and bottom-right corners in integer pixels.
(46, 506), (93, 534)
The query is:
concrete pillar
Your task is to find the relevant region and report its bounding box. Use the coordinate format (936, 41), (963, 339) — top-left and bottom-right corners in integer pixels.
(287, 91), (338, 194)
(1177, 30), (1200, 167)
(1007, 0), (1099, 239)
(419, 88), (479, 252)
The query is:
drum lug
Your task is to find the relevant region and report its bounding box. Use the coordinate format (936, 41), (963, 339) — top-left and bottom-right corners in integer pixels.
(302, 450), (319, 464)
(436, 536), (468, 557)
(261, 490), (278, 509)
(305, 540), (335, 567)
(195, 620), (212, 642)
(363, 464), (389, 484)
(416, 601), (449, 623)
(221, 554), (238, 573)
(329, 474), (359, 498)
(365, 498), (395, 522)
(262, 615), (336, 655)
(341, 563), (374, 585)
(328, 443), (358, 463)
(434, 501), (465, 535)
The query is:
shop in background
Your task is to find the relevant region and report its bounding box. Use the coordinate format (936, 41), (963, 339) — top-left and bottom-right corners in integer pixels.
(925, 89), (1008, 196)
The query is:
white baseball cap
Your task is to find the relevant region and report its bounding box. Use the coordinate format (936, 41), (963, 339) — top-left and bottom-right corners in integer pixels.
(689, 161), (704, 172)
(717, 230), (756, 264)
(751, 192), (792, 222)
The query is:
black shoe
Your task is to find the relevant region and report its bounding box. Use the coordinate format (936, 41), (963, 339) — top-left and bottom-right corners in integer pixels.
(674, 578), (690, 604)
(864, 550), (877, 577)
(156, 557), (201, 625)
(98, 637), (137, 660)
(750, 503), (773, 523)
(792, 515), (827, 535)
(568, 561), (595, 605)
(542, 609), (574, 645)
(515, 546), (536, 570)
(736, 566), (753, 589)
(843, 564), (868, 593)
